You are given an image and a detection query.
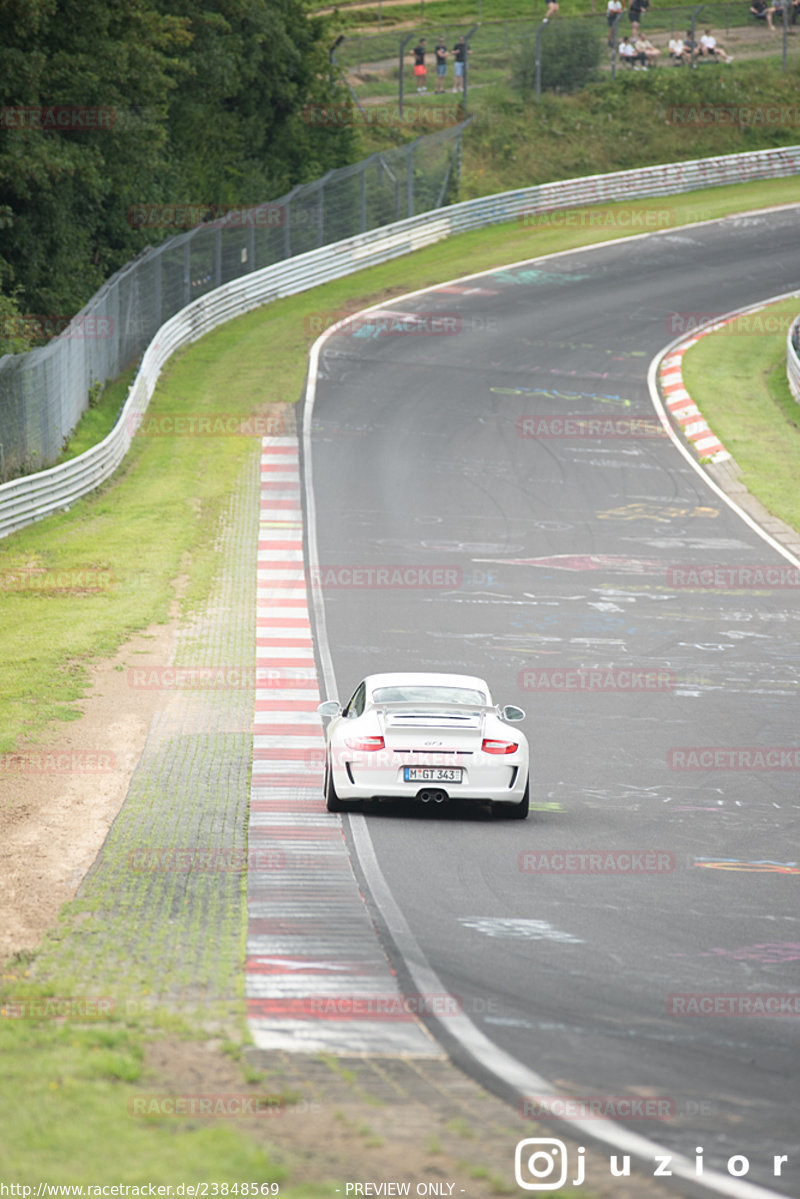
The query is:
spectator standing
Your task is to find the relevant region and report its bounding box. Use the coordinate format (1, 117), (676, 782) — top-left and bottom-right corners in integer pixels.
(543, 0), (559, 21)
(607, 0), (624, 44)
(434, 38), (448, 92)
(452, 35), (469, 92)
(628, 0), (648, 35)
(412, 38), (427, 92)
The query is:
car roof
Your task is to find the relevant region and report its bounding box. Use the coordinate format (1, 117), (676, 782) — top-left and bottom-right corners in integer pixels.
(363, 672), (491, 696)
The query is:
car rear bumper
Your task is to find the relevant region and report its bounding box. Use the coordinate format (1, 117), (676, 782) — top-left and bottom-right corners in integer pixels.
(330, 752), (528, 803)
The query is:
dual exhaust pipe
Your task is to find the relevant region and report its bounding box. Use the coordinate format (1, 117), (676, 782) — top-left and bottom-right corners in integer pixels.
(417, 788), (448, 804)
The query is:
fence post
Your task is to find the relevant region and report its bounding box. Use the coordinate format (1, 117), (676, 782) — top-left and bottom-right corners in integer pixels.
(407, 142), (414, 217)
(535, 22), (545, 97)
(361, 164), (367, 232)
(611, 11), (623, 80)
(183, 240), (191, 306)
(690, 4), (705, 68)
(214, 226), (222, 287)
(783, 0), (789, 71)
(399, 32), (414, 117)
(462, 24), (479, 103)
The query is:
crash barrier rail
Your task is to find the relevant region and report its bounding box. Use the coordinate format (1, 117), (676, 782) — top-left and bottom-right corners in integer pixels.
(1, 143), (798, 539)
(787, 314), (800, 403)
(0, 121), (467, 480)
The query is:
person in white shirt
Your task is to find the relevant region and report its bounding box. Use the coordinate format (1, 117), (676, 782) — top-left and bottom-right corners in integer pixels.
(607, 0), (624, 43)
(699, 27), (733, 60)
(619, 34), (638, 63)
(668, 34), (691, 62)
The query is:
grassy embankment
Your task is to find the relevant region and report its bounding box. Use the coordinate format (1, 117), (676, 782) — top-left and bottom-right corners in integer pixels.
(681, 294), (800, 534)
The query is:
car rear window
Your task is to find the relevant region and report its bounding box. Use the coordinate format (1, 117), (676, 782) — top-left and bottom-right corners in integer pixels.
(372, 686), (486, 705)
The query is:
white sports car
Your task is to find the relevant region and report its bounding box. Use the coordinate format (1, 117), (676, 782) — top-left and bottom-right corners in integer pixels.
(317, 672), (529, 819)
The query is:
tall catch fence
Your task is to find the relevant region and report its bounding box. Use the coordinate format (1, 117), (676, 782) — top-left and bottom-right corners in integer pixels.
(0, 121), (467, 480)
(336, 5), (797, 106)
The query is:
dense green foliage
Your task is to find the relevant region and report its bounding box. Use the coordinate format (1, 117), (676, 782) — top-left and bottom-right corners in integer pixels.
(512, 23), (602, 94)
(0, 0), (359, 352)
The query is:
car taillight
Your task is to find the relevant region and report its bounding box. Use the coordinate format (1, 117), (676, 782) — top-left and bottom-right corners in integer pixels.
(345, 736), (385, 751)
(482, 738), (518, 755)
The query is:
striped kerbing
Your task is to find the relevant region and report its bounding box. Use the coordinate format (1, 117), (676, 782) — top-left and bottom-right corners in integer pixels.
(245, 436), (440, 1055)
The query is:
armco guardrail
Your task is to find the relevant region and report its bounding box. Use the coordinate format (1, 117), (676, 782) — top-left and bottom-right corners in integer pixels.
(787, 314), (800, 404)
(1, 143), (799, 540)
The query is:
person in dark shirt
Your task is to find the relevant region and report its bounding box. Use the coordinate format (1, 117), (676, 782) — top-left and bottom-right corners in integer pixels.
(452, 35), (469, 92)
(628, 0), (648, 35)
(412, 38), (427, 92)
(434, 38), (448, 93)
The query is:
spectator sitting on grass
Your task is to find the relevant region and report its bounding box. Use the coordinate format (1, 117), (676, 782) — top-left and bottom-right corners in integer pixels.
(699, 26), (733, 60)
(619, 34), (639, 62)
(668, 33), (691, 61)
(635, 32), (661, 63)
(750, 0), (776, 26)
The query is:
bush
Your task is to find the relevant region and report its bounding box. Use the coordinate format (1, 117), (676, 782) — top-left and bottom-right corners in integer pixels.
(513, 23), (603, 94)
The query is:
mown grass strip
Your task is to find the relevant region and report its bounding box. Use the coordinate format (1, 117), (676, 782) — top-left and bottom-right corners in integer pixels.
(680, 294), (800, 534)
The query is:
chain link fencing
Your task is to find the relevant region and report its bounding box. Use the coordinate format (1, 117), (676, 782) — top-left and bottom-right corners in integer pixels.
(0, 121), (468, 480)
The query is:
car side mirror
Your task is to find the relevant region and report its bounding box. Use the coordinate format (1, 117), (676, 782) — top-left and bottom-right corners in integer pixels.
(502, 705), (526, 722)
(317, 700), (342, 718)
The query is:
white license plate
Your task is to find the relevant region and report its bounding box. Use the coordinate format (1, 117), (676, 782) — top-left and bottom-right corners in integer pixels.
(404, 767), (462, 783)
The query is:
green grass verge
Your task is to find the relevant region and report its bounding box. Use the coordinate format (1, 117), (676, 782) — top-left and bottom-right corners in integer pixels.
(681, 294), (800, 532)
(55, 368), (139, 464)
(1, 174), (798, 1186)
(0, 1011), (290, 1185)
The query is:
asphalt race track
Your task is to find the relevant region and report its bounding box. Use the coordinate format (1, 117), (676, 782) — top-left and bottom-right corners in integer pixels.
(304, 207), (800, 1197)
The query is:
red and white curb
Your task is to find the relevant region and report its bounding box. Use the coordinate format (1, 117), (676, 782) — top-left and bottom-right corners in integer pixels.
(245, 435), (439, 1055)
(659, 329), (732, 466)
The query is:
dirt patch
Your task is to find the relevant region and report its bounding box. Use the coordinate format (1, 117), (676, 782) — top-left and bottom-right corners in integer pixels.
(139, 1037), (680, 1197)
(0, 616), (179, 965)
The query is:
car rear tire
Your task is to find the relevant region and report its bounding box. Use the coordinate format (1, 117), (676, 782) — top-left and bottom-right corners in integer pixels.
(325, 757), (344, 812)
(496, 776), (529, 820)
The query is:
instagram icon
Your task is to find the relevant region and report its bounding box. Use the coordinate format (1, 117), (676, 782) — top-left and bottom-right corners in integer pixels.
(514, 1139), (586, 1190)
